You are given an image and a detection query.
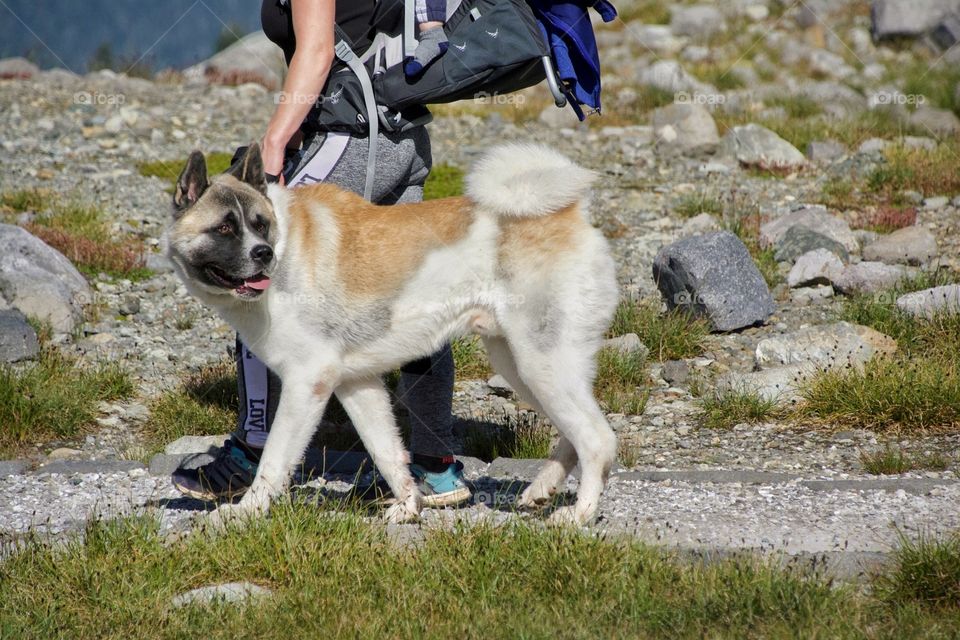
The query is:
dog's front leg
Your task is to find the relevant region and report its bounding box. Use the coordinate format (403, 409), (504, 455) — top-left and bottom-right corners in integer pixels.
(335, 377), (421, 523)
(210, 370), (334, 528)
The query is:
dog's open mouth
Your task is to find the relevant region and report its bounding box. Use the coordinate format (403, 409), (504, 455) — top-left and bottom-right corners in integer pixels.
(204, 265), (271, 297)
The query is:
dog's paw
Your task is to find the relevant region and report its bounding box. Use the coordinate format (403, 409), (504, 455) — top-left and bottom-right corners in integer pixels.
(384, 495), (420, 524)
(517, 484), (554, 510)
(546, 505), (593, 528)
(204, 502), (261, 532)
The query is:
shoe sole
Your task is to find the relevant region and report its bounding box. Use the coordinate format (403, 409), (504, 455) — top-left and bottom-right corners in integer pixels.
(171, 478), (247, 502)
(420, 486), (472, 508)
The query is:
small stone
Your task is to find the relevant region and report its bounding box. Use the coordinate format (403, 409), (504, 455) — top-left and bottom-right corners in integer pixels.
(775, 225), (850, 263)
(908, 106), (960, 136)
(171, 582), (272, 608)
(661, 360), (690, 385)
(787, 249), (844, 288)
(923, 196), (950, 209)
(651, 103), (719, 156)
(47, 447), (83, 461)
(486, 374), (514, 396)
(680, 213), (720, 236)
(119, 294), (141, 315)
(857, 138), (888, 155)
(719, 124), (806, 170)
(805, 140), (847, 164)
(0, 309), (40, 363)
(862, 226), (937, 266)
(790, 285), (834, 304)
(670, 5), (727, 41)
(760, 204), (859, 254)
(88, 332), (115, 345)
(833, 262), (909, 295)
(164, 434), (229, 456)
(603, 333), (649, 359)
(754, 321), (897, 370)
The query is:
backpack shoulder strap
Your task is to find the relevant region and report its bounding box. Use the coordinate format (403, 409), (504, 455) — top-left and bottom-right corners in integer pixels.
(333, 26), (379, 201)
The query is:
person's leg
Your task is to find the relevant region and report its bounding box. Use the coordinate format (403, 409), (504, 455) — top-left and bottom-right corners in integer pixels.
(406, 0), (448, 77)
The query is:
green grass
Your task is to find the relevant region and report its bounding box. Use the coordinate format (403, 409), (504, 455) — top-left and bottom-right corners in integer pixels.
(698, 389), (781, 430)
(867, 143), (960, 198)
(616, 0), (671, 24)
(720, 208), (783, 288)
(1, 188), (151, 280)
(2, 504), (960, 639)
(674, 191), (723, 219)
(594, 347), (650, 415)
(901, 60), (960, 116)
(137, 152), (234, 190)
(765, 94), (823, 119)
(144, 361), (237, 454)
(0, 347), (134, 456)
(860, 445), (950, 475)
(607, 298), (710, 361)
(463, 412), (553, 461)
(451, 336), (493, 380)
(423, 163), (465, 200)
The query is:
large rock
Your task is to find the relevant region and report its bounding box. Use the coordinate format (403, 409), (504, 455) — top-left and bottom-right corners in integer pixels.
(171, 582), (272, 608)
(0, 309), (40, 363)
(787, 249), (844, 288)
(0, 57), (39, 79)
(774, 225), (850, 263)
(907, 106), (960, 136)
(833, 261), (910, 294)
(0, 224), (91, 333)
(719, 124), (807, 170)
(715, 364), (814, 403)
(652, 231), (775, 332)
(184, 31), (286, 91)
(670, 5), (727, 41)
(651, 103), (720, 155)
(862, 226), (938, 265)
(896, 284), (960, 318)
(759, 204), (859, 254)
(754, 322), (897, 370)
(871, 0), (960, 39)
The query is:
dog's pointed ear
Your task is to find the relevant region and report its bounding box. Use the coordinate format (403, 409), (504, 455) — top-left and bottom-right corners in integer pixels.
(227, 142), (267, 195)
(173, 151), (208, 216)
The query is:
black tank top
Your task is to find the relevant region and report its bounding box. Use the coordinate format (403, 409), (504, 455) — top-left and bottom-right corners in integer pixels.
(261, 0), (377, 65)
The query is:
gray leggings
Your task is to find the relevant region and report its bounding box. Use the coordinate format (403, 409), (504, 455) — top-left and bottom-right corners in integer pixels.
(235, 127), (456, 458)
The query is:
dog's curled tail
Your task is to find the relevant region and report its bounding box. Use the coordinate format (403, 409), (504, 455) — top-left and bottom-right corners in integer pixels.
(465, 143), (596, 217)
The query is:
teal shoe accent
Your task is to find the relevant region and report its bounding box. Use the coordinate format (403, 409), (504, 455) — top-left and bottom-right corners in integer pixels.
(410, 460), (472, 507)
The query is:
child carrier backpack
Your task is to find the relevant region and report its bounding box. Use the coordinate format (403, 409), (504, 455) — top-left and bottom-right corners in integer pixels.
(304, 0), (617, 199)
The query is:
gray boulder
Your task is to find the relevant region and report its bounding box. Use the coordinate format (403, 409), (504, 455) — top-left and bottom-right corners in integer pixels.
(871, 0), (960, 39)
(775, 225), (851, 263)
(651, 103), (720, 156)
(719, 124), (807, 170)
(652, 231), (775, 332)
(0, 309), (40, 363)
(896, 284), (960, 318)
(787, 249), (845, 288)
(805, 140), (848, 164)
(907, 106), (960, 136)
(754, 322), (897, 370)
(637, 60), (715, 96)
(183, 31), (286, 91)
(603, 333), (650, 359)
(862, 226), (938, 265)
(0, 224), (91, 333)
(833, 261), (909, 294)
(759, 204), (859, 254)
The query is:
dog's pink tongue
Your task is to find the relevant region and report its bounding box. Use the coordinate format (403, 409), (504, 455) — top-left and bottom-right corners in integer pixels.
(244, 274), (271, 291)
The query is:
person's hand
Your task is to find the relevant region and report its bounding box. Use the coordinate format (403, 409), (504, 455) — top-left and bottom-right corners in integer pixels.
(261, 134), (287, 185)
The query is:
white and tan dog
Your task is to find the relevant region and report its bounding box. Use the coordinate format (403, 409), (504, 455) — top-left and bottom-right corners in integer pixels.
(164, 142), (619, 526)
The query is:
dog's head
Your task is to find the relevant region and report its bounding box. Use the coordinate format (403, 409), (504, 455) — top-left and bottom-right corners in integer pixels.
(165, 144), (278, 301)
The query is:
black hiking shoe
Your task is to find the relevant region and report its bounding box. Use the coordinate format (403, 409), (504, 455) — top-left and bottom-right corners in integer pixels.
(171, 436), (262, 501)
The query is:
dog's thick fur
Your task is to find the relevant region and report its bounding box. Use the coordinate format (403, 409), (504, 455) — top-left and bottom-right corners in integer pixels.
(164, 142), (619, 526)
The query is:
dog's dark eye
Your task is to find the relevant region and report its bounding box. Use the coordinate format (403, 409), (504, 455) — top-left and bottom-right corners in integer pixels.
(253, 220), (267, 235)
(217, 222), (233, 235)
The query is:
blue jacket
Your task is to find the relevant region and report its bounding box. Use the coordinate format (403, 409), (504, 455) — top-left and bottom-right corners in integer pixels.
(528, 0), (617, 120)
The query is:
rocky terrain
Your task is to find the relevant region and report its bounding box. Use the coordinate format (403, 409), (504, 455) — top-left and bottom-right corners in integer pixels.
(1, 0), (960, 574)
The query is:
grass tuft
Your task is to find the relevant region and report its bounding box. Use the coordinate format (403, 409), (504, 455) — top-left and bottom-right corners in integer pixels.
(860, 445), (950, 475)
(137, 152), (234, 190)
(699, 389), (781, 430)
(144, 361), (237, 454)
(877, 531), (960, 611)
(594, 347), (649, 415)
(674, 192), (723, 219)
(607, 298), (709, 361)
(0, 347), (134, 456)
(451, 336), (493, 380)
(423, 163), (465, 200)
(867, 143), (960, 198)
(464, 412), (553, 461)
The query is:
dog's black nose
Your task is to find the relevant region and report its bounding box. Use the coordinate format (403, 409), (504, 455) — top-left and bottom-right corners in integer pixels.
(251, 244), (273, 264)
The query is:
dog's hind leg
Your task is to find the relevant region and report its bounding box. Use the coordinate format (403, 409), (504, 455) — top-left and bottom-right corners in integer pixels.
(482, 336), (577, 509)
(508, 343), (617, 526)
(335, 377), (421, 523)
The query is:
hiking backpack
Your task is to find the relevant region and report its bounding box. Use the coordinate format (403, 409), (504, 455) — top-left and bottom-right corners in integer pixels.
(302, 0), (617, 199)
